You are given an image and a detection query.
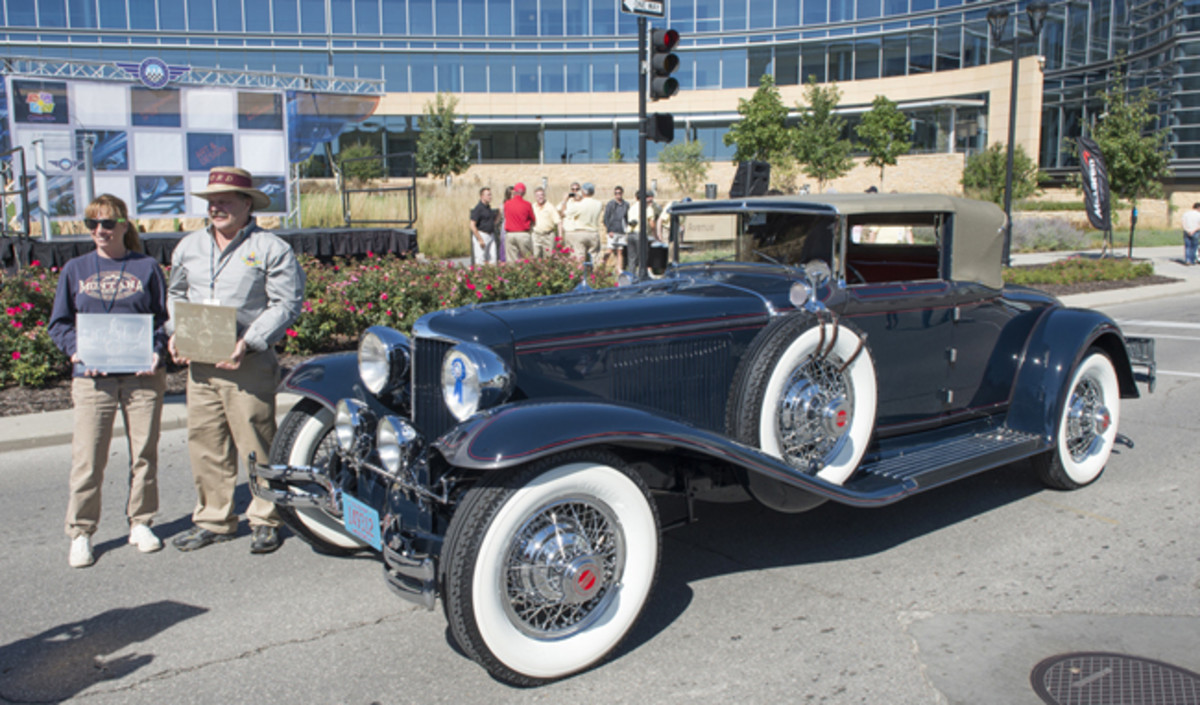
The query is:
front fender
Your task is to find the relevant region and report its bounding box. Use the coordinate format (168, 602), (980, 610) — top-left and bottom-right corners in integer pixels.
(279, 352), (398, 419)
(431, 400), (918, 507)
(1005, 307), (1138, 439)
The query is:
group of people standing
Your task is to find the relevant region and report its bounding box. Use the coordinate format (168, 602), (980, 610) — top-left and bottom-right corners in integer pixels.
(47, 166), (305, 568)
(469, 180), (673, 271)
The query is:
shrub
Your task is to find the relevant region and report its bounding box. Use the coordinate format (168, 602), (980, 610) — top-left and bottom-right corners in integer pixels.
(279, 251), (615, 356)
(1004, 256), (1154, 287)
(1010, 214), (1091, 252)
(338, 141), (386, 182)
(0, 262), (67, 387)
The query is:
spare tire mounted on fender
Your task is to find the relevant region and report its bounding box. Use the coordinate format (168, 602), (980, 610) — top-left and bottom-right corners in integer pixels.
(728, 313), (878, 487)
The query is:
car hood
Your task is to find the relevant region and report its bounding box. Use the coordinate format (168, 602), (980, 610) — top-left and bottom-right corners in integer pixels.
(416, 265), (801, 348)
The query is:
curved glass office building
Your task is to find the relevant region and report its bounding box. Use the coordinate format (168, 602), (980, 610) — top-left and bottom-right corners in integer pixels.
(3, 0), (1195, 179)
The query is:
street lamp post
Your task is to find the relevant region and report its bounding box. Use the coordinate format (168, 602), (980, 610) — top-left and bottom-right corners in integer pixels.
(987, 1), (1048, 266)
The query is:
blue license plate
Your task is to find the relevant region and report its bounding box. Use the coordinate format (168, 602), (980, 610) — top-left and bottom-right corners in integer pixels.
(341, 493), (382, 551)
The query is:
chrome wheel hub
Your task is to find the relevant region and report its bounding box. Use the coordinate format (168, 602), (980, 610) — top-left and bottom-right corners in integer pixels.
(1066, 377), (1110, 462)
(504, 499), (624, 638)
(777, 356), (854, 471)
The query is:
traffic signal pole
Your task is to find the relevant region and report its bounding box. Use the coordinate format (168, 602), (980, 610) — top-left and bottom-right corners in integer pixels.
(637, 15), (649, 281)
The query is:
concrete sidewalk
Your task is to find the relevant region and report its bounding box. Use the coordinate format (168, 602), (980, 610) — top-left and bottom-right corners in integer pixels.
(2, 244), (1196, 454)
(0, 391), (303, 454)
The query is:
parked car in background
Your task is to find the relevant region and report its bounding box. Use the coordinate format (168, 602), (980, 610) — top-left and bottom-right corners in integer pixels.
(254, 194), (1155, 685)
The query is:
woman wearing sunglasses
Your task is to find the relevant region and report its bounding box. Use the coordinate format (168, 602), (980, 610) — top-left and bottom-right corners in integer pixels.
(47, 194), (169, 568)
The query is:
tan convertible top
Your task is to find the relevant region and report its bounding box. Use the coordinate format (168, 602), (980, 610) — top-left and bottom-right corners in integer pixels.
(670, 193), (1007, 288)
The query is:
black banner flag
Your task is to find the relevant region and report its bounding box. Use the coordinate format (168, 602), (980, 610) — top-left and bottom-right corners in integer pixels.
(1078, 137), (1112, 231)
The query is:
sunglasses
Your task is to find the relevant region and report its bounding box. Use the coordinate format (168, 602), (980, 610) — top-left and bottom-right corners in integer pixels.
(85, 217), (126, 230)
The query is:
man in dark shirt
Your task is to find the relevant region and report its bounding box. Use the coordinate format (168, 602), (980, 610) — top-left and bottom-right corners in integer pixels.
(469, 187), (498, 264)
(504, 182), (535, 261)
(603, 185), (630, 271)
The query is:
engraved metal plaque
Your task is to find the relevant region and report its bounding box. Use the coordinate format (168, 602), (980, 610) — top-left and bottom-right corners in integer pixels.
(75, 313), (154, 374)
(173, 301), (238, 364)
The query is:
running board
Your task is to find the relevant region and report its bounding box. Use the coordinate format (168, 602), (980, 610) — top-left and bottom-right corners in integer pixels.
(846, 428), (1045, 498)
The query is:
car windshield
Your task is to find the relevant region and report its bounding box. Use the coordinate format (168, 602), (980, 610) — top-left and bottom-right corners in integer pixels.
(676, 211), (838, 267)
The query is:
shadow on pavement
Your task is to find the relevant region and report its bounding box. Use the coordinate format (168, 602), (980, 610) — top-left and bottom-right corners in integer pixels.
(0, 600), (208, 702)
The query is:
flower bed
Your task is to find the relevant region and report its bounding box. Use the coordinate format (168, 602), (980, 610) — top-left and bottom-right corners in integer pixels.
(0, 252), (613, 389)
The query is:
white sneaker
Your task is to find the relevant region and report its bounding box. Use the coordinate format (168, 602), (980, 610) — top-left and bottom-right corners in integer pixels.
(128, 524), (163, 553)
(69, 535), (94, 568)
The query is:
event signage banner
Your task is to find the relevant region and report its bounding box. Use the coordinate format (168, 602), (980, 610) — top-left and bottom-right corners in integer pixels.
(1077, 136), (1112, 232)
(4, 74), (288, 220)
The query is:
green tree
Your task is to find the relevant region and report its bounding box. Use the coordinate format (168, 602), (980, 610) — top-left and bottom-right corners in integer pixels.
(854, 95), (912, 189)
(793, 77), (853, 192)
(337, 141), (385, 181)
(723, 75), (792, 164)
(768, 150), (801, 194)
(415, 93), (474, 180)
(658, 140), (710, 197)
(961, 142), (1040, 205)
(1091, 69), (1170, 209)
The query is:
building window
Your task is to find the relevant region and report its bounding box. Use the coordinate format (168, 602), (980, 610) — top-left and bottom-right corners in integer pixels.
(515, 54), (538, 91)
(593, 53), (617, 91)
(410, 0), (433, 34)
(829, 41), (852, 81)
(301, 0), (325, 32)
(777, 44), (800, 84)
(748, 45), (772, 84)
(801, 43), (825, 83)
(356, 0), (380, 32)
(274, 0), (299, 32)
(461, 0), (483, 33)
(160, 0), (185, 29)
(514, 0), (537, 34)
(722, 48), (747, 88)
(489, 0), (512, 35)
(99, 0), (128, 29)
(541, 0), (563, 35)
(571, 0), (590, 34)
(491, 55), (514, 91)
(189, 0), (215, 30)
(855, 37), (880, 79)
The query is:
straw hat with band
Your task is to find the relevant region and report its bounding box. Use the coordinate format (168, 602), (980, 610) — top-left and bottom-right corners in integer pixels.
(192, 167), (271, 211)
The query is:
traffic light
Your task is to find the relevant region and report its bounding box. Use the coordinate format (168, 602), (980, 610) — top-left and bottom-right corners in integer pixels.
(644, 112), (674, 143)
(649, 28), (680, 101)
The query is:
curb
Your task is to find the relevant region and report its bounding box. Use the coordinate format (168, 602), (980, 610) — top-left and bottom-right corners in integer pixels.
(0, 392), (303, 454)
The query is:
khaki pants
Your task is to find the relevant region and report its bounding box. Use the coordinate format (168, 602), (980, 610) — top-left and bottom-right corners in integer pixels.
(505, 231), (533, 260)
(185, 350), (280, 533)
(532, 231), (556, 258)
(66, 370), (167, 538)
(565, 230), (600, 261)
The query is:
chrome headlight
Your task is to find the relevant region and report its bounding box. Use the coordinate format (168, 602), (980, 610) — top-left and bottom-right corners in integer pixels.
(441, 343), (514, 421)
(358, 326), (411, 396)
(334, 398), (373, 455)
(377, 415), (422, 477)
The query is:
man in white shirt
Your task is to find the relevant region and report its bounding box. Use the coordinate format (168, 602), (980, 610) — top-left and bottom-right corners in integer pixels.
(1182, 202), (1200, 265)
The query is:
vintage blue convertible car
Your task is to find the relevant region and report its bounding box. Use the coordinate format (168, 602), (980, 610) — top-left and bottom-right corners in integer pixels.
(252, 193), (1154, 685)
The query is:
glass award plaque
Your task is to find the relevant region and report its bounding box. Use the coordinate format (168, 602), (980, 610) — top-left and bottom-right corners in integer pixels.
(75, 313), (154, 374)
(173, 301), (238, 364)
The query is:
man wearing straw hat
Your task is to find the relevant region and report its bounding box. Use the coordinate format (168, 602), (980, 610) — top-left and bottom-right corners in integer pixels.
(166, 166), (305, 555)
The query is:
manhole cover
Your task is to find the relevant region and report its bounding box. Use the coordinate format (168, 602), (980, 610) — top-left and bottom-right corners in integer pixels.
(1032, 652), (1200, 705)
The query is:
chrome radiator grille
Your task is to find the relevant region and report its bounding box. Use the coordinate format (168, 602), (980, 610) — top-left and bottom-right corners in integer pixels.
(413, 337), (455, 438)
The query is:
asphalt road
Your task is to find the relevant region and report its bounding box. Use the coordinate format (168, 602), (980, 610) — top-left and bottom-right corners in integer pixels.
(1, 295), (1198, 704)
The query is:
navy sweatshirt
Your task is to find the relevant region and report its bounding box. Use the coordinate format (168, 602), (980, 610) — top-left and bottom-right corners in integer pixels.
(48, 251), (169, 376)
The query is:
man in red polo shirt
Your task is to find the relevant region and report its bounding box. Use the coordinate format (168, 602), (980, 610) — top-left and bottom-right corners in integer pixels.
(503, 182), (535, 261)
